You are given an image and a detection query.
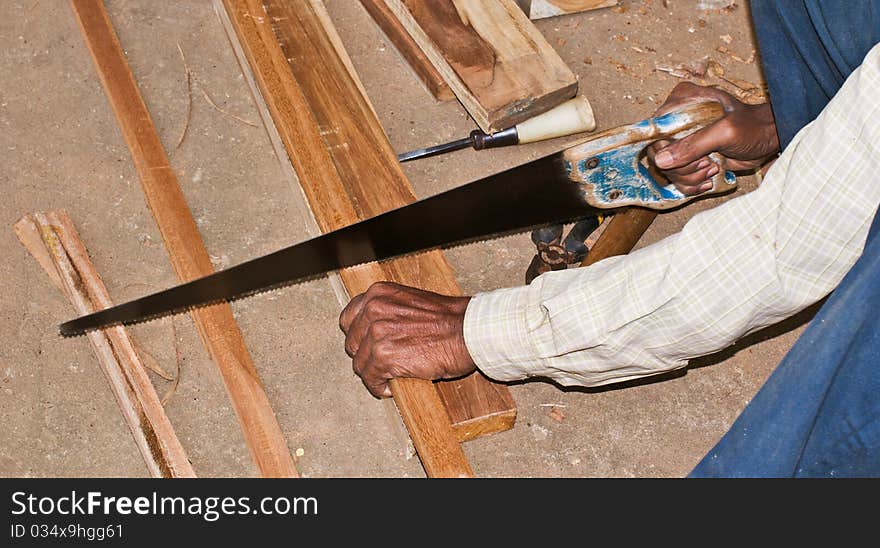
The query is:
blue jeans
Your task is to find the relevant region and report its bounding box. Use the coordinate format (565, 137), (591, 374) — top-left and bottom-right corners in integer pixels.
(749, 0), (880, 148)
(690, 211), (880, 477)
(689, 1), (880, 477)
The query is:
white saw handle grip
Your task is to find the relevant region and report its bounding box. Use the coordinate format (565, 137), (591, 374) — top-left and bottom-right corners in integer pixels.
(515, 96), (597, 144)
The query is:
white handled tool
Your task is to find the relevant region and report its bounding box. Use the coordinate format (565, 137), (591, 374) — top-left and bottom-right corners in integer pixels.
(397, 95), (596, 162)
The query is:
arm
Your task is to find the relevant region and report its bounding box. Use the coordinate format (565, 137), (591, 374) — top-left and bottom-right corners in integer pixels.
(341, 43), (880, 398)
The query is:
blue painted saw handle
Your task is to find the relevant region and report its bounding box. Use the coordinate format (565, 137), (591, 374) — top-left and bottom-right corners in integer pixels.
(562, 101), (737, 210)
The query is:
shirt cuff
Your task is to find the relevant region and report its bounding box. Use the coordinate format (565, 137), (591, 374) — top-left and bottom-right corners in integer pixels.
(463, 285), (549, 382)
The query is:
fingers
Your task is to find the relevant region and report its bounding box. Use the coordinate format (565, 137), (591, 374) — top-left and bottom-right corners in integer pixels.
(666, 160), (721, 195)
(352, 326), (395, 398)
(654, 119), (730, 171)
(339, 292), (365, 335)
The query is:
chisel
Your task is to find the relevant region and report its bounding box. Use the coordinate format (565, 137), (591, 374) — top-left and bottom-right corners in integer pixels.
(397, 95), (597, 162)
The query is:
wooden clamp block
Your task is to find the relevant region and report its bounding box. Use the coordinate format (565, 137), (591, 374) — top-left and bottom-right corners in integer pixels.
(364, 0), (579, 132)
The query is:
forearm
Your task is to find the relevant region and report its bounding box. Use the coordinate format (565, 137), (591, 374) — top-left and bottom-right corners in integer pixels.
(464, 44), (880, 388)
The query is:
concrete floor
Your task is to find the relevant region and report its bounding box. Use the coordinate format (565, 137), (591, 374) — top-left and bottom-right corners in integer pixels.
(0, 0), (810, 477)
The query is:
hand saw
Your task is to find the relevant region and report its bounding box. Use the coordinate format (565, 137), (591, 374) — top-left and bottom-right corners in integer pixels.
(60, 102), (736, 336)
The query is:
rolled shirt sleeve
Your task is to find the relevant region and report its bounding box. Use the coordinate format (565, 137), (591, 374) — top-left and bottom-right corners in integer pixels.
(464, 43), (880, 389)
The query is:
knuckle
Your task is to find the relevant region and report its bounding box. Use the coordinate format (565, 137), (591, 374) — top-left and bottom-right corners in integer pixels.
(368, 320), (391, 339)
(715, 118), (738, 144)
(369, 281), (396, 295)
(362, 298), (387, 319)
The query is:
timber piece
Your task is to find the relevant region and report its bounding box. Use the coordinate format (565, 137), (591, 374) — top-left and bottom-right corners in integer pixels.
(517, 0), (618, 20)
(582, 208), (658, 267)
(15, 211), (196, 478)
(218, 0), (516, 476)
(382, 0), (579, 132)
(359, 0), (454, 101)
(69, 0), (297, 478)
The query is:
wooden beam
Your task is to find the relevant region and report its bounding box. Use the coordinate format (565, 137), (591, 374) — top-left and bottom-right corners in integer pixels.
(15, 211), (197, 478)
(382, 0), (579, 132)
(582, 208), (657, 267)
(217, 0), (516, 476)
(69, 0), (297, 478)
(359, 0), (455, 101)
(518, 0), (618, 20)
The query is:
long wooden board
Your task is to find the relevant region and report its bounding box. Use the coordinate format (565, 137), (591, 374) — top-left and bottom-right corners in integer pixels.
(69, 0), (297, 478)
(16, 211), (197, 478)
(359, 0), (454, 101)
(382, 0), (578, 132)
(217, 0), (516, 477)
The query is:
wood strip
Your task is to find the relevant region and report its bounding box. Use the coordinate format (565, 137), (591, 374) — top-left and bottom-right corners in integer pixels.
(519, 0), (618, 20)
(15, 211), (197, 478)
(582, 208), (657, 267)
(359, 0), (455, 101)
(218, 0), (516, 476)
(382, 0), (578, 132)
(69, 0), (297, 478)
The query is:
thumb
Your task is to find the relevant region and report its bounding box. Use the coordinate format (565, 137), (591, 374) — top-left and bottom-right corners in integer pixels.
(653, 121), (726, 170)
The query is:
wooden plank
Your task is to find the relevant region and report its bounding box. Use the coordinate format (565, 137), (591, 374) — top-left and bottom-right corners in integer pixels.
(69, 0), (297, 478)
(582, 208), (657, 267)
(359, 0), (455, 101)
(519, 0), (618, 20)
(217, 0), (516, 476)
(15, 211), (197, 478)
(382, 0), (578, 132)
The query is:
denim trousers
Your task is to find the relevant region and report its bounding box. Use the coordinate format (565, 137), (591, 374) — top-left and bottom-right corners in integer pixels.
(689, 1), (880, 476)
(690, 211), (880, 477)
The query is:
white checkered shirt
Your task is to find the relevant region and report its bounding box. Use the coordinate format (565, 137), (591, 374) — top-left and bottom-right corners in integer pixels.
(464, 43), (880, 388)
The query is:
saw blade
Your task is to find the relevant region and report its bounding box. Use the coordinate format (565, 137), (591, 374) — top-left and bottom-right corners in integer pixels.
(60, 153), (594, 336)
(60, 102), (736, 336)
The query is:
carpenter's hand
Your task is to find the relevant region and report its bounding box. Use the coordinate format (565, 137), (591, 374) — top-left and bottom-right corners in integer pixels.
(339, 281), (477, 398)
(649, 82), (779, 196)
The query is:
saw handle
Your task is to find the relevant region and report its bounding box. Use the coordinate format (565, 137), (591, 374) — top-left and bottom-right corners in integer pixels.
(563, 101), (737, 210)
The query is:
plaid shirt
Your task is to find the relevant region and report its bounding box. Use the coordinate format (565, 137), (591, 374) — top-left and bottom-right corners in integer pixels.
(464, 43), (880, 388)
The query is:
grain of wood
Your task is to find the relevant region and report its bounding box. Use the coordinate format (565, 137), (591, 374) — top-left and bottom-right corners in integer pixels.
(218, 0), (517, 476)
(15, 211), (196, 478)
(382, 0), (579, 132)
(359, 0), (455, 101)
(69, 0), (297, 478)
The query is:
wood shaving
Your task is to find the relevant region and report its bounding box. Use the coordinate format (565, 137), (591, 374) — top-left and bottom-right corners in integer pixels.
(548, 407), (565, 423)
(175, 43), (193, 150)
(134, 341), (175, 381)
(655, 55), (709, 79)
(160, 318), (182, 406)
(716, 45), (755, 63)
(200, 88), (260, 128)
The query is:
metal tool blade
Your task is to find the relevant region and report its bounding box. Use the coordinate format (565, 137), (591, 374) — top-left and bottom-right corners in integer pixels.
(396, 136), (473, 162)
(60, 152), (595, 336)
